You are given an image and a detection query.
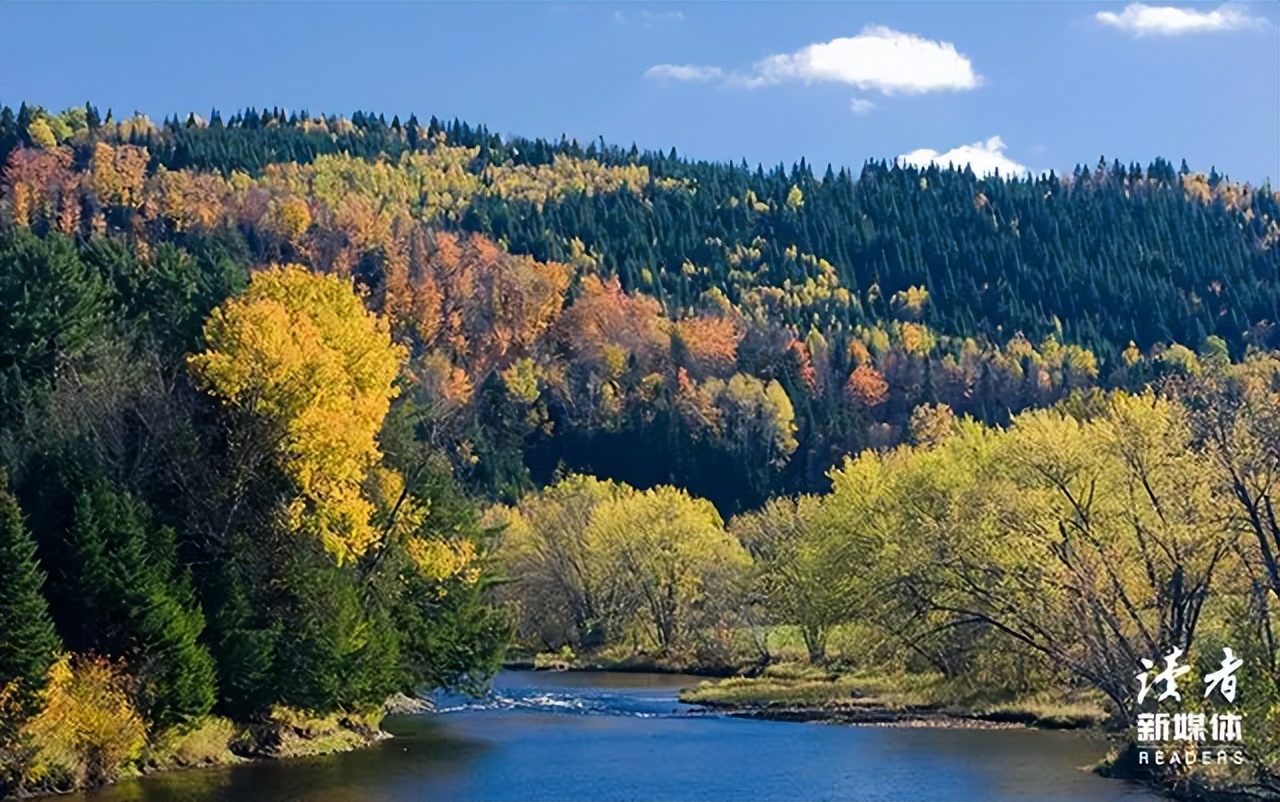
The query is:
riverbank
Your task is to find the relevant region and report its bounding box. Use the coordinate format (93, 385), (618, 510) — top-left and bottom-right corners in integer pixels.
(504, 655), (739, 678)
(60, 664), (1267, 802)
(8, 707), (393, 799)
(1098, 744), (1280, 802)
(676, 664), (1110, 730)
(509, 652), (1111, 729)
(48, 669), (1166, 802)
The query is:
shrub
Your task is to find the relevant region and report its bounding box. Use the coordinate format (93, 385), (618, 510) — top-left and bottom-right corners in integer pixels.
(534, 646), (576, 670)
(145, 717), (237, 769)
(0, 680), (38, 796)
(22, 655), (147, 791)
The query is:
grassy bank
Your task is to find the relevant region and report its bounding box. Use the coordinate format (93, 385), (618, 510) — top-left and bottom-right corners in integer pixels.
(9, 707), (390, 799)
(678, 663), (1110, 730)
(150, 708), (387, 770)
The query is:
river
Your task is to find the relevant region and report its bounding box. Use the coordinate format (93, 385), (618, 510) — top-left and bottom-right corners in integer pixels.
(70, 671), (1163, 802)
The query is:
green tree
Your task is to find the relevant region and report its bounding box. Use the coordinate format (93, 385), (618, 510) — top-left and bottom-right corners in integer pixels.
(270, 544), (401, 713)
(204, 559), (280, 720)
(27, 470), (219, 730)
(0, 488), (61, 720)
(732, 493), (876, 664)
(0, 232), (110, 424)
(379, 435), (509, 694)
(586, 485), (749, 653)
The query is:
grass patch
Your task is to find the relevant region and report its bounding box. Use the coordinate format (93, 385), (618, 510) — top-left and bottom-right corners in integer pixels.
(231, 707), (386, 759)
(145, 717), (239, 769)
(759, 663), (837, 682)
(533, 646), (575, 670)
(981, 693), (1110, 728)
(680, 668), (866, 708)
(679, 664), (1109, 729)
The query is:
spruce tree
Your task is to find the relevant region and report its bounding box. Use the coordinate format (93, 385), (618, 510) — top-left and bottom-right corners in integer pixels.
(271, 542), (401, 713)
(57, 478), (218, 729)
(0, 489), (61, 720)
(207, 562), (280, 720)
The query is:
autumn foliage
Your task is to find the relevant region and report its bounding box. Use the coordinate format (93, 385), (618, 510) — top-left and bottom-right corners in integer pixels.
(19, 656), (147, 791)
(845, 364), (889, 407)
(189, 265), (406, 564)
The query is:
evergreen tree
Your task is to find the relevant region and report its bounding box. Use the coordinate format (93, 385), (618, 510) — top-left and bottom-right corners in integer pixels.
(205, 557), (280, 720)
(23, 461), (219, 729)
(70, 479), (218, 728)
(0, 232), (111, 422)
(271, 543), (402, 712)
(0, 487), (61, 720)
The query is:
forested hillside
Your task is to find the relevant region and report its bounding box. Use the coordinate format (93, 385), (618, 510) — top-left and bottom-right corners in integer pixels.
(1, 102), (1278, 796)
(2, 102), (1277, 510)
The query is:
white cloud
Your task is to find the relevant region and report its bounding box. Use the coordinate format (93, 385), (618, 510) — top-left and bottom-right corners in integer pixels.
(645, 64), (725, 82)
(1095, 3), (1268, 36)
(897, 136), (1031, 178)
(748, 26), (981, 95)
(646, 26), (979, 96)
(849, 97), (876, 115)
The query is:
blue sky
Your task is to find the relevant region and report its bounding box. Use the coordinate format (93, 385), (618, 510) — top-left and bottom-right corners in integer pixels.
(2, 1), (1277, 181)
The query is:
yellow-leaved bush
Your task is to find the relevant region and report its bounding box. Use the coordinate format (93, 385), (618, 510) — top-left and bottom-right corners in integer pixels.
(189, 265), (407, 564)
(21, 655), (147, 791)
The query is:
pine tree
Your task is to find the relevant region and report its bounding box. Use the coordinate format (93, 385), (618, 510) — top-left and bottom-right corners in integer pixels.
(271, 543), (402, 713)
(207, 560), (280, 720)
(46, 476), (219, 729)
(0, 487), (62, 720)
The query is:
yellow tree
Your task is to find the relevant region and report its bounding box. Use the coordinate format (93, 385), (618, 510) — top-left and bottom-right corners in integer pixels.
(585, 486), (749, 653)
(908, 402), (956, 447)
(1182, 356), (1280, 605)
(887, 397), (1234, 717)
(89, 143), (148, 210)
(490, 474), (629, 650)
(704, 374), (798, 469)
(26, 119), (58, 150)
(1177, 356), (1280, 772)
(262, 196), (312, 246)
(189, 265), (406, 564)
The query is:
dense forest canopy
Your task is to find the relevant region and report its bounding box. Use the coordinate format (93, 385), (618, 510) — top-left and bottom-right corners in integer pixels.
(2, 101), (1276, 510)
(4, 102), (1278, 355)
(1, 101), (1278, 795)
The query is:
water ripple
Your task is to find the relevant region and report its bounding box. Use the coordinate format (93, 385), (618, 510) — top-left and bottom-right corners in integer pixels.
(429, 686), (689, 719)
